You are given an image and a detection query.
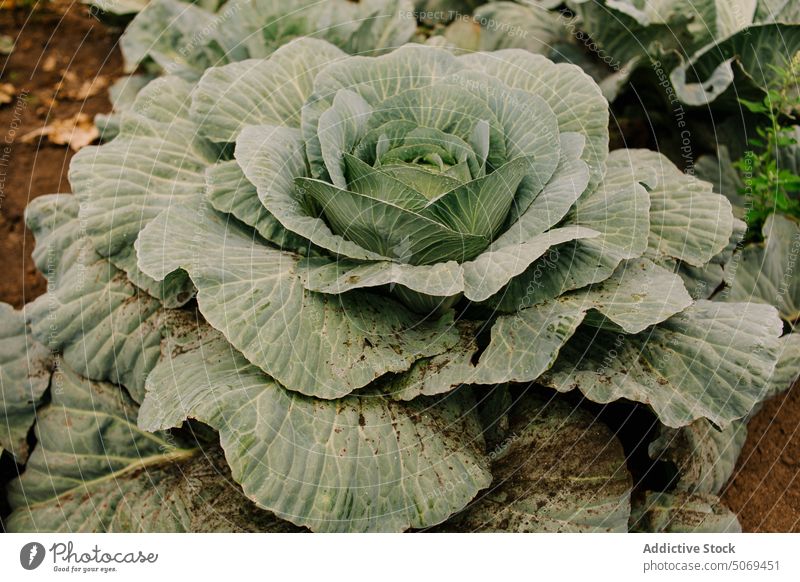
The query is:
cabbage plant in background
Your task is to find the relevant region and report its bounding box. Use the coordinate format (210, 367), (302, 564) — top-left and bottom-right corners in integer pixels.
(0, 15), (798, 533)
(442, 1), (800, 104)
(119, 0), (415, 79)
(560, 0), (799, 105)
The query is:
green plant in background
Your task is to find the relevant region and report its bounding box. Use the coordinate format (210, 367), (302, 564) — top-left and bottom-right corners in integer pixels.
(119, 0), (415, 79)
(734, 53), (800, 237)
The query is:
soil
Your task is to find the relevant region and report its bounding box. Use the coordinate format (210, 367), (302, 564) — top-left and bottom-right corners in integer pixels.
(0, 0), (797, 533)
(723, 385), (800, 532)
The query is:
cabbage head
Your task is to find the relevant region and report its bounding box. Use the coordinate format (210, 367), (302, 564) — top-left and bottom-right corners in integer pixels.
(3, 38), (786, 533)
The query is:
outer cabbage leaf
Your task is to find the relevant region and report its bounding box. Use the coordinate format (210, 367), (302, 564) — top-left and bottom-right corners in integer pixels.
(570, 1), (800, 106)
(70, 76), (211, 307)
(107, 74), (154, 111)
(486, 150), (651, 312)
(720, 214), (800, 323)
(622, 149), (734, 267)
(568, 0), (699, 64)
(119, 0), (223, 79)
(379, 321), (485, 401)
(136, 205), (459, 399)
(5, 364), (297, 533)
(138, 331), (492, 532)
(0, 304), (53, 462)
(649, 419), (747, 495)
(24, 195), (168, 403)
(569, 257), (693, 334)
(650, 335), (796, 497)
(664, 218), (747, 300)
(630, 491), (742, 533)
(192, 38), (346, 142)
(757, 0), (800, 21)
(572, 0), (760, 47)
(300, 257), (465, 298)
(471, 258), (691, 384)
(95, 74), (154, 141)
(213, 0), (415, 61)
(462, 226), (601, 302)
(765, 333), (800, 399)
(443, 391), (632, 532)
(205, 160), (310, 253)
(541, 300), (783, 428)
(696, 146), (747, 216)
(460, 298), (587, 385)
(378, 257), (691, 399)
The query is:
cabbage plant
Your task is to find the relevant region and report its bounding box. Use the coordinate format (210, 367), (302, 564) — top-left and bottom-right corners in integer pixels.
(119, 0), (416, 80)
(0, 38), (790, 533)
(437, 1), (800, 104)
(568, 0), (800, 105)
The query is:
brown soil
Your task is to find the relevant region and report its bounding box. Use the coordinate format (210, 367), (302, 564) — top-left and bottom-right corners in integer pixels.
(723, 384), (800, 532)
(0, 0), (797, 533)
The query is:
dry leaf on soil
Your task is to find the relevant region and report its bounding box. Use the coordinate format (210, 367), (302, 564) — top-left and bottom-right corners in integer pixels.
(42, 54), (58, 72)
(20, 113), (99, 151)
(0, 82), (15, 105)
